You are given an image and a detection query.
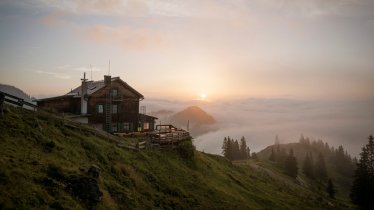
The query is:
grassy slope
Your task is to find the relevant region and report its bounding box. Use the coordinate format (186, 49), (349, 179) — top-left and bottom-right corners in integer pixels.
(0, 107), (353, 210)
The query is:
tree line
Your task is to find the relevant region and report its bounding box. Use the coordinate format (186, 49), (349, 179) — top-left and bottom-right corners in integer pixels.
(298, 134), (355, 177)
(268, 144), (329, 181)
(350, 135), (374, 210)
(269, 135), (346, 199)
(222, 136), (250, 161)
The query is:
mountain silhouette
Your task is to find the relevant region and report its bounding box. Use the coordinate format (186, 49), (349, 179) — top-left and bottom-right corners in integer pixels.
(170, 106), (217, 137)
(171, 106), (215, 126)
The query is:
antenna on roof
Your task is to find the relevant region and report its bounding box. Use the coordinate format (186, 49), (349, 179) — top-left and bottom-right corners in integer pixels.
(81, 72), (87, 82)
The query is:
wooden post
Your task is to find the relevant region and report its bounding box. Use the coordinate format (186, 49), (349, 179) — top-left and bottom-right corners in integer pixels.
(0, 92), (4, 116)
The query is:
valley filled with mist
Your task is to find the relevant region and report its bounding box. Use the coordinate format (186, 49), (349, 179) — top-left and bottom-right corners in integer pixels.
(143, 97), (374, 157)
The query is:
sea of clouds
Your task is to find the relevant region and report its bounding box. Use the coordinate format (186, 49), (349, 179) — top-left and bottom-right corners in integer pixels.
(143, 97), (374, 157)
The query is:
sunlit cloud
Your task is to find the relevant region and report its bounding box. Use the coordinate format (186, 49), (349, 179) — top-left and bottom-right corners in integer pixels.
(35, 70), (71, 80)
(56, 65), (71, 69)
(83, 24), (166, 51)
(20, 0), (366, 19)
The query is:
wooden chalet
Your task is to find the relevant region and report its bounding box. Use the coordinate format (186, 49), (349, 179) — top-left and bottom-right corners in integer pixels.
(37, 74), (157, 133)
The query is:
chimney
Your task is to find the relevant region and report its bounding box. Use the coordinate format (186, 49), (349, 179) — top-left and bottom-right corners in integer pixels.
(104, 75), (111, 86)
(81, 72), (88, 115)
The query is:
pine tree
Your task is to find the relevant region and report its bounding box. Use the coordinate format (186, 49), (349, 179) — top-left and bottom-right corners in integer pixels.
(315, 153), (327, 180)
(334, 145), (354, 176)
(246, 147), (251, 159)
(284, 149), (298, 178)
(233, 140), (240, 160)
(228, 137), (235, 161)
(350, 135), (374, 210)
(222, 137), (228, 158)
(326, 178), (336, 199)
(239, 136), (248, 159)
(224, 137), (234, 161)
(303, 153), (314, 179)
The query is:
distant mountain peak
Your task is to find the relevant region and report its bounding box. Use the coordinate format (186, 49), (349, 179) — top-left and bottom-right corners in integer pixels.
(171, 106), (216, 125)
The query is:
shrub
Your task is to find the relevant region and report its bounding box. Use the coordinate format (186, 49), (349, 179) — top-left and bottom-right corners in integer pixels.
(66, 175), (102, 209)
(177, 140), (195, 160)
(44, 141), (56, 152)
(46, 164), (65, 181)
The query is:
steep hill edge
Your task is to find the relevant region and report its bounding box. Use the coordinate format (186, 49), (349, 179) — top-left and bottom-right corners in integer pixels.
(0, 107), (353, 209)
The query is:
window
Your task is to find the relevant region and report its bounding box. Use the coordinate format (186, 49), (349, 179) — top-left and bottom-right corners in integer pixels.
(112, 124), (118, 132)
(124, 122), (130, 131)
(112, 104), (118, 114)
(96, 104), (103, 114)
(143, 122), (149, 130)
(111, 89), (118, 97)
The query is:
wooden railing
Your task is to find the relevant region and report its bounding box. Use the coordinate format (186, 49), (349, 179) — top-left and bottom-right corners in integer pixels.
(151, 131), (191, 145)
(0, 91), (37, 111)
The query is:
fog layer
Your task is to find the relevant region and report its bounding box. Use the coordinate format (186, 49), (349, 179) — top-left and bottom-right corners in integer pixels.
(143, 98), (374, 157)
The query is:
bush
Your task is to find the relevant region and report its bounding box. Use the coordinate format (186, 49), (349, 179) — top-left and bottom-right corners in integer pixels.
(46, 164), (65, 181)
(66, 175), (102, 208)
(44, 141), (56, 152)
(177, 140), (195, 160)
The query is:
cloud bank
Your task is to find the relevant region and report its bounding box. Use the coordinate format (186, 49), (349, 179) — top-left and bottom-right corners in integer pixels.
(143, 97), (374, 157)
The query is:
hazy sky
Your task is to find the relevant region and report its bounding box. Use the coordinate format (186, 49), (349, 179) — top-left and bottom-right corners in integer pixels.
(1, 0), (374, 100)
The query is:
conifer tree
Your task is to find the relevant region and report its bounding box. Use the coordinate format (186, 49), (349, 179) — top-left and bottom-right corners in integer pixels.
(334, 145), (354, 176)
(350, 135), (374, 210)
(234, 140), (240, 160)
(222, 136), (251, 161)
(222, 137), (234, 160)
(284, 149), (298, 178)
(326, 178), (336, 199)
(315, 153), (327, 180)
(246, 147), (251, 159)
(303, 153), (314, 179)
(239, 136), (249, 159)
(222, 137), (228, 158)
(227, 137), (234, 160)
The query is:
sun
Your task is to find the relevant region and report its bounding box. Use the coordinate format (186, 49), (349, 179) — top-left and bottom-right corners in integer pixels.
(200, 93), (207, 100)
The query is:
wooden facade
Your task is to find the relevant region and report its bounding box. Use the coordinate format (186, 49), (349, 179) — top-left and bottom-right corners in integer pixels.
(37, 75), (157, 133)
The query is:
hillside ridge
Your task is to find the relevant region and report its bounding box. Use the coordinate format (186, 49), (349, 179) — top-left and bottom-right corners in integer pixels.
(0, 107), (353, 209)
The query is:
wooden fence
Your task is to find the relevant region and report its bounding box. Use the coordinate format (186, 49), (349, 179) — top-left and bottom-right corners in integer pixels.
(0, 91), (37, 111)
(151, 131), (191, 145)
